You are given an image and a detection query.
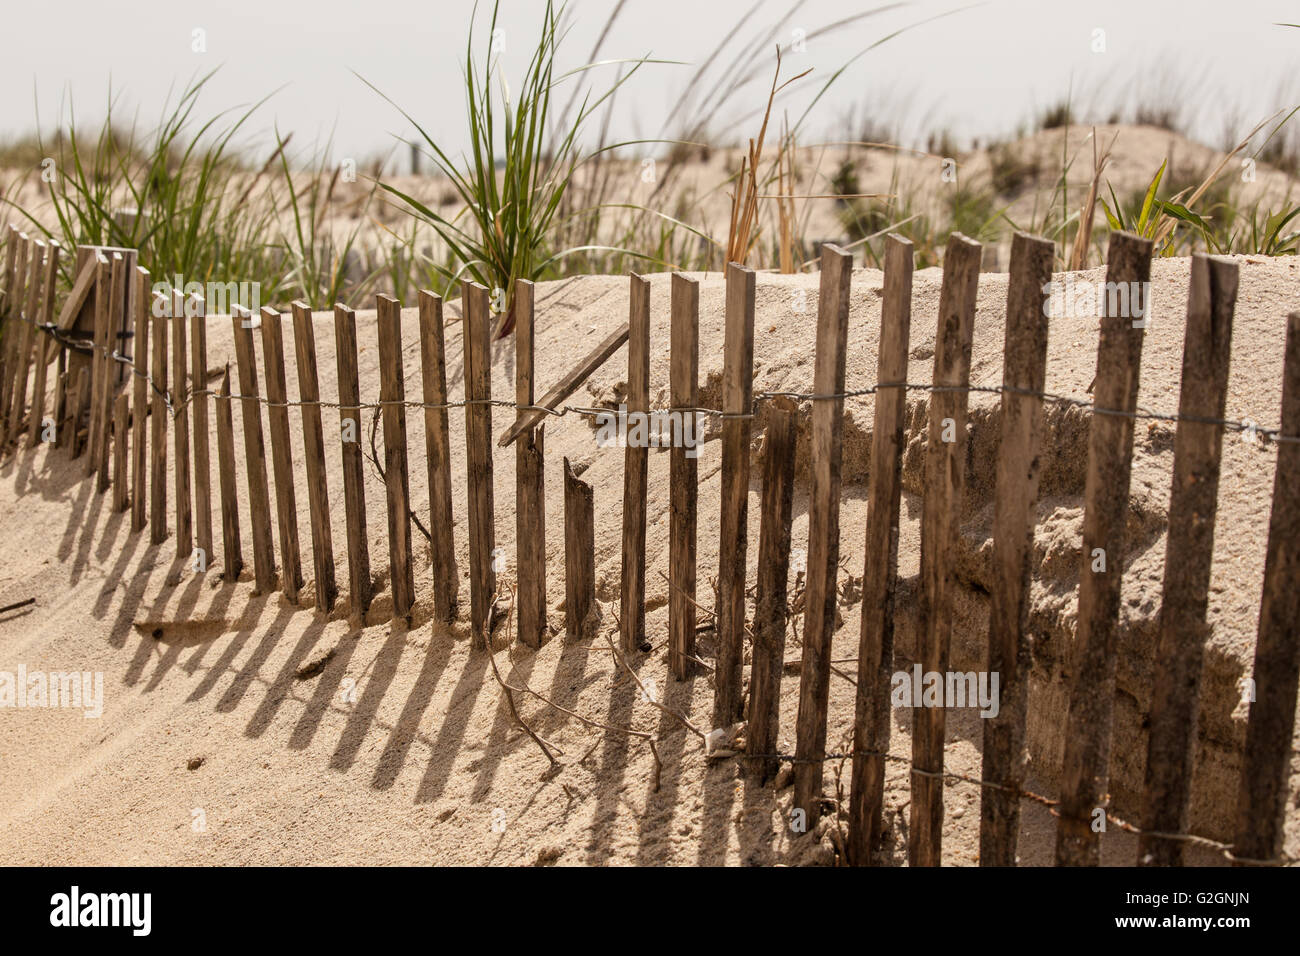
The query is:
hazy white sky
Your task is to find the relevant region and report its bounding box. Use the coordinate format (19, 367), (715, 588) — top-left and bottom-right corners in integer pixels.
(3, 0), (1297, 167)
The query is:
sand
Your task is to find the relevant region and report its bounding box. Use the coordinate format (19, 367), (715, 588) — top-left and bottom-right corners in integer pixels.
(0, 254), (1297, 866)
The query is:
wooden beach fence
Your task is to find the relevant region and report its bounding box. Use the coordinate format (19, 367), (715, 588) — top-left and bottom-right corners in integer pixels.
(2, 224), (1299, 870)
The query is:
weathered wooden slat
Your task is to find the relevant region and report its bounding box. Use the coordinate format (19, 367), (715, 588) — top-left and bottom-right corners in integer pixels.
(1055, 230), (1152, 867)
(53, 371), (67, 449)
(215, 366), (243, 583)
(150, 290), (168, 544)
(669, 272), (700, 681)
(260, 307), (301, 603)
(417, 290), (458, 624)
(28, 240), (60, 448)
(9, 239), (44, 445)
(977, 233), (1055, 866)
(231, 309), (276, 592)
(620, 273), (651, 654)
(1, 225), (16, 319)
(70, 365), (89, 460)
(794, 243), (855, 821)
(0, 235), (29, 438)
(847, 234), (914, 865)
(112, 393), (129, 512)
(714, 262), (756, 727)
(746, 396), (797, 784)
(910, 233), (983, 867)
(292, 301), (337, 613)
(564, 457), (595, 640)
(462, 281), (497, 647)
(171, 289), (192, 553)
(376, 294), (415, 621)
(130, 268), (149, 532)
(191, 297), (213, 566)
(87, 253), (110, 478)
(1137, 255), (1238, 866)
(96, 254), (125, 492)
(515, 280), (547, 647)
(498, 322), (630, 448)
(1233, 311), (1300, 866)
(334, 304), (371, 617)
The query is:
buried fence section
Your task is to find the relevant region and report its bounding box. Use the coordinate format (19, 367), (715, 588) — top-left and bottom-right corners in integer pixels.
(1139, 254), (1239, 866)
(376, 293), (415, 621)
(910, 233), (983, 867)
(977, 233), (1055, 866)
(1234, 311), (1300, 866)
(714, 261), (757, 727)
(28, 240), (60, 448)
(261, 306), (302, 603)
(746, 396), (798, 785)
(170, 289), (192, 550)
(793, 243), (854, 822)
(231, 310), (276, 593)
(130, 268), (149, 532)
(215, 367), (244, 583)
(515, 279), (547, 648)
(563, 456), (595, 640)
(417, 290), (458, 624)
(620, 273), (651, 654)
(292, 301), (337, 613)
(848, 233), (914, 865)
(1055, 231), (1153, 867)
(462, 281), (496, 648)
(191, 298), (213, 567)
(334, 304), (372, 617)
(150, 289), (168, 543)
(669, 272), (700, 681)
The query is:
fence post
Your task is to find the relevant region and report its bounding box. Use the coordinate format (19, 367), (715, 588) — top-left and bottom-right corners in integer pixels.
(714, 262), (756, 727)
(260, 306), (301, 603)
(10, 239), (44, 446)
(669, 272), (699, 681)
(1055, 230), (1152, 866)
(215, 366), (244, 583)
(191, 295), (213, 569)
(71, 365), (90, 459)
(417, 290), (458, 624)
(746, 396), (797, 784)
(1138, 255), (1238, 866)
(462, 281), (496, 648)
(793, 243), (854, 821)
(334, 304), (372, 617)
(130, 267), (149, 532)
(28, 240), (60, 449)
(620, 273), (651, 653)
(87, 252), (110, 478)
(231, 309), (276, 593)
(112, 393), (129, 512)
(910, 233), (983, 867)
(376, 294), (415, 621)
(150, 289), (168, 544)
(1233, 311), (1300, 866)
(848, 233), (914, 865)
(977, 233), (1055, 866)
(564, 457), (595, 640)
(515, 280), (547, 647)
(292, 301), (338, 613)
(170, 288), (192, 554)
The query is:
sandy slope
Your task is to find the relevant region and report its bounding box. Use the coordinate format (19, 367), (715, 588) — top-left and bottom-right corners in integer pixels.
(0, 255), (1297, 865)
